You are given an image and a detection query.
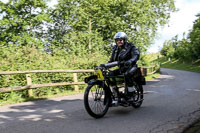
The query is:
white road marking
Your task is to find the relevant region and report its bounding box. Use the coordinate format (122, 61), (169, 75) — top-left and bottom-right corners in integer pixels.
(144, 91), (158, 94)
(186, 89), (200, 92)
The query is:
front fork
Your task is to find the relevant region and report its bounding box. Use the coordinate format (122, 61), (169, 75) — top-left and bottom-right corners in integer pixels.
(88, 79), (112, 105)
(100, 81), (113, 105)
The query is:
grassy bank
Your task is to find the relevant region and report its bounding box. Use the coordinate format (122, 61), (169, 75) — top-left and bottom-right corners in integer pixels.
(145, 73), (160, 80)
(159, 57), (200, 73)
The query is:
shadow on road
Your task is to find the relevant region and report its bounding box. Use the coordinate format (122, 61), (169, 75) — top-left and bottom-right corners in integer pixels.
(0, 97), (83, 127)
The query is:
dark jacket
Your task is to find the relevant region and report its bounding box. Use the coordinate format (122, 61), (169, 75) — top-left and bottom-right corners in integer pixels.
(108, 42), (140, 69)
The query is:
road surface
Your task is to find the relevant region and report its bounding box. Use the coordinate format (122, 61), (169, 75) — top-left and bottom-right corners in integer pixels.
(0, 68), (200, 133)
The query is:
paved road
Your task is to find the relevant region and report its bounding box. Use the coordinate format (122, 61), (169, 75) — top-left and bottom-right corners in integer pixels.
(0, 68), (200, 133)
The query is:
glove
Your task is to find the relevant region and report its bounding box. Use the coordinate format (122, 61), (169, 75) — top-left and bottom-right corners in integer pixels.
(124, 61), (132, 67)
(100, 64), (106, 68)
(118, 61), (125, 66)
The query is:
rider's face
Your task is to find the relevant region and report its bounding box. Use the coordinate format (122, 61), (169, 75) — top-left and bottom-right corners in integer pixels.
(116, 39), (124, 48)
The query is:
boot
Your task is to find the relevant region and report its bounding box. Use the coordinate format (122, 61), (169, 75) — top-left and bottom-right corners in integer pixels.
(127, 86), (136, 102)
(128, 86), (136, 92)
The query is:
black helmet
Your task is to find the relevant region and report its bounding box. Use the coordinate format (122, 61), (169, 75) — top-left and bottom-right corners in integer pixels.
(114, 32), (128, 42)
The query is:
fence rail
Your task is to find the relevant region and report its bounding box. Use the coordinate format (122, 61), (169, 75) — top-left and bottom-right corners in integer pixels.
(0, 69), (94, 75)
(145, 64), (160, 75)
(0, 66), (159, 97)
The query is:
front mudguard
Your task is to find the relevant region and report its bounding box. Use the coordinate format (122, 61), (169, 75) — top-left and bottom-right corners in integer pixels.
(84, 75), (98, 83)
(88, 79), (103, 86)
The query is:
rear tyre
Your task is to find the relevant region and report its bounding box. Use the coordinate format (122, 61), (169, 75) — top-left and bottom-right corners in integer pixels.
(132, 83), (143, 108)
(84, 84), (111, 118)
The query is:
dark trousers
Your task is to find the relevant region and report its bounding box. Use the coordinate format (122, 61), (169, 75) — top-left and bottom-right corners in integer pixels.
(108, 66), (137, 87)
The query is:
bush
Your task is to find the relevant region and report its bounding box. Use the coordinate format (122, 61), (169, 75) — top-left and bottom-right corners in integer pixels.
(0, 45), (109, 100)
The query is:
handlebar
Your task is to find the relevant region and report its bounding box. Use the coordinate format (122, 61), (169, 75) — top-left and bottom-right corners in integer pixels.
(104, 61), (119, 68)
(97, 61), (126, 69)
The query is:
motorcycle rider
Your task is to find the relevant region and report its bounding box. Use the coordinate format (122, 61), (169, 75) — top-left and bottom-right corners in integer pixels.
(104, 32), (140, 102)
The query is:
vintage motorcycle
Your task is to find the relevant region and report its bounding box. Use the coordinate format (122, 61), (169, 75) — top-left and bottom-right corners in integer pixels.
(84, 61), (146, 118)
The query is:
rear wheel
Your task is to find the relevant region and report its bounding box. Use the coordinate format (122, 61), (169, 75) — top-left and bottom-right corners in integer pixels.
(132, 83), (143, 108)
(84, 84), (111, 118)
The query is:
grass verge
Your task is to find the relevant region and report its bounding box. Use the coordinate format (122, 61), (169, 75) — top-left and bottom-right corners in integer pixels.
(158, 57), (200, 73)
(0, 89), (85, 106)
(145, 73), (160, 81)
(183, 119), (200, 133)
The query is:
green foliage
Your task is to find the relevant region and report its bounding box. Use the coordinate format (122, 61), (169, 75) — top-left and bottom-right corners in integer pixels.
(48, 0), (176, 53)
(159, 57), (200, 73)
(0, 0), (50, 47)
(0, 0), (177, 55)
(188, 13), (200, 59)
(160, 40), (175, 59)
(63, 31), (106, 56)
(174, 37), (191, 60)
(160, 13), (200, 62)
(0, 46), (108, 102)
(145, 73), (160, 81)
(143, 53), (161, 65)
(0, 90), (27, 105)
(143, 53), (161, 74)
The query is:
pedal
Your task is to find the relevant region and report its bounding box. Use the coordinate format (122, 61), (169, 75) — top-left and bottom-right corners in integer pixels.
(112, 100), (118, 106)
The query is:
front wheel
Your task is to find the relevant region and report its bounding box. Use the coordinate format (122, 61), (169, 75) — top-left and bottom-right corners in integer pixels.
(132, 83), (144, 108)
(84, 83), (111, 118)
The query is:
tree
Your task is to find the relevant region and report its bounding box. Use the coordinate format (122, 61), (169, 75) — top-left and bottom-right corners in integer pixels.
(174, 38), (191, 60)
(46, 0), (77, 48)
(160, 40), (175, 60)
(188, 13), (200, 59)
(48, 0), (176, 53)
(0, 0), (50, 47)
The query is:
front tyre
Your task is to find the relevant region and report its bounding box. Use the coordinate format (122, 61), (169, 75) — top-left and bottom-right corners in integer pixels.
(84, 84), (110, 118)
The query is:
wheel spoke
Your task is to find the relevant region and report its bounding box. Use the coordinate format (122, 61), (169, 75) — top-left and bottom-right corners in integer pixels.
(132, 84), (143, 108)
(87, 85), (108, 115)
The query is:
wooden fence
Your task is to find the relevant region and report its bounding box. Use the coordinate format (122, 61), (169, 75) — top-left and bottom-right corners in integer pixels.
(145, 64), (160, 75)
(0, 65), (159, 97)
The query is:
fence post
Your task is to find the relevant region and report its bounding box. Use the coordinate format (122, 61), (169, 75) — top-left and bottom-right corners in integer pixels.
(26, 74), (33, 97)
(73, 73), (79, 91)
